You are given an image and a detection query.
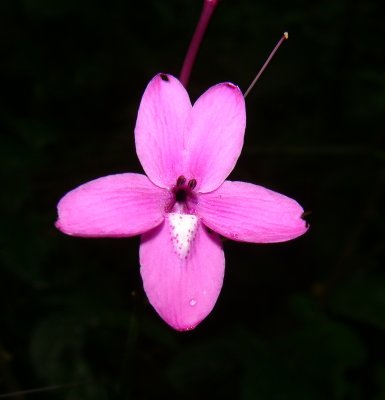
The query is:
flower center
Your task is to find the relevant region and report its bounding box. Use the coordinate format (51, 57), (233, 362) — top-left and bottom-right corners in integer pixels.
(171, 175), (197, 210)
(175, 187), (188, 202)
(167, 176), (199, 258)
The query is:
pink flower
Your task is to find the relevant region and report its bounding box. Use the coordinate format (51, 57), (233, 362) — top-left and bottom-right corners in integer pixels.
(56, 73), (308, 331)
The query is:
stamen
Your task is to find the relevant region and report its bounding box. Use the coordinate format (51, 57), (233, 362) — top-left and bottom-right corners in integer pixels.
(188, 179), (197, 189)
(177, 175), (186, 186)
(243, 32), (289, 98)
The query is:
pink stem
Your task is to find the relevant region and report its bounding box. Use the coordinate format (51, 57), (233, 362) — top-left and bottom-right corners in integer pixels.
(179, 0), (219, 88)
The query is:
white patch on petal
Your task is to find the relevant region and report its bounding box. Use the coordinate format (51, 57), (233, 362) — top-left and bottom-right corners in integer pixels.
(168, 213), (198, 259)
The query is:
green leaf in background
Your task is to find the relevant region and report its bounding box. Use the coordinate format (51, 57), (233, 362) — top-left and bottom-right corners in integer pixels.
(330, 273), (385, 331)
(29, 315), (89, 383)
(0, 0), (383, 398)
(283, 295), (366, 399)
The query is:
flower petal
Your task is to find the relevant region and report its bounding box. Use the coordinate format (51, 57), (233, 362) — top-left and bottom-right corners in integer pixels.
(184, 83), (246, 193)
(135, 73), (192, 188)
(140, 219), (224, 331)
(56, 173), (167, 237)
(196, 180), (308, 243)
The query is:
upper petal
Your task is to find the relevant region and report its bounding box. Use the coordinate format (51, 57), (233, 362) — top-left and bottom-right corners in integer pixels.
(196, 180), (308, 243)
(140, 219), (224, 331)
(56, 173), (167, 237)
(184, 83), (246, 193)
(135, 73), (192, 188)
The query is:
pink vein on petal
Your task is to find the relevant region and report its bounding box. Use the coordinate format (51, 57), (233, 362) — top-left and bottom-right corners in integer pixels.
(56, 173), (167, 237)
(135, 73), (192, 189)
(197, 180), (308, 243)
(140, 220), (224, 331)
(184, 82), (246, 193)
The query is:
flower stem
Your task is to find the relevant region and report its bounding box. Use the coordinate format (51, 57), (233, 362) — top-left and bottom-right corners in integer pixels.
(179, 0), (219, 88)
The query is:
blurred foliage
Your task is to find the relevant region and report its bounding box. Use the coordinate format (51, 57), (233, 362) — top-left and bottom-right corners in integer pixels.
(0, 0), (384, 399)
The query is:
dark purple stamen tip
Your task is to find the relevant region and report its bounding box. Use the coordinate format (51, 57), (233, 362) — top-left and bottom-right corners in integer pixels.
(301, 210), (311, 228)
(171, 177), (198, 205)
(177, 175), (186, 186)
(160, 73), (169, 82)
(188, 179), (197, 190)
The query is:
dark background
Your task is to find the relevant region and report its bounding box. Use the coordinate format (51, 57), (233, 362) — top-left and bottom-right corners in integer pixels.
(1, 0), (384, 399)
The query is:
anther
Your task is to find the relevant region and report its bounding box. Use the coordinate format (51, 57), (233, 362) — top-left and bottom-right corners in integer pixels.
(177, 176), (186, 186)
(188, 179), (197, 189)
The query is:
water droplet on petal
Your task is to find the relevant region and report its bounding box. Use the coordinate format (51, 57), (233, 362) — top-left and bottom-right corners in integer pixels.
(189, 299), (197, 307)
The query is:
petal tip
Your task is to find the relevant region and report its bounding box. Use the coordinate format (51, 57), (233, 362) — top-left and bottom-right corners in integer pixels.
(54, 218), (62, 231)
(224, 82), (240, 91)
(54, 217), (76, 237)
(174, 324), (199, 332)
(153, 72), (179, 86)
(284, 206), (310, 240)
(159, 73), (170, 82)
(216, 82), (244, 100)
(160, 311), (205, 332)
